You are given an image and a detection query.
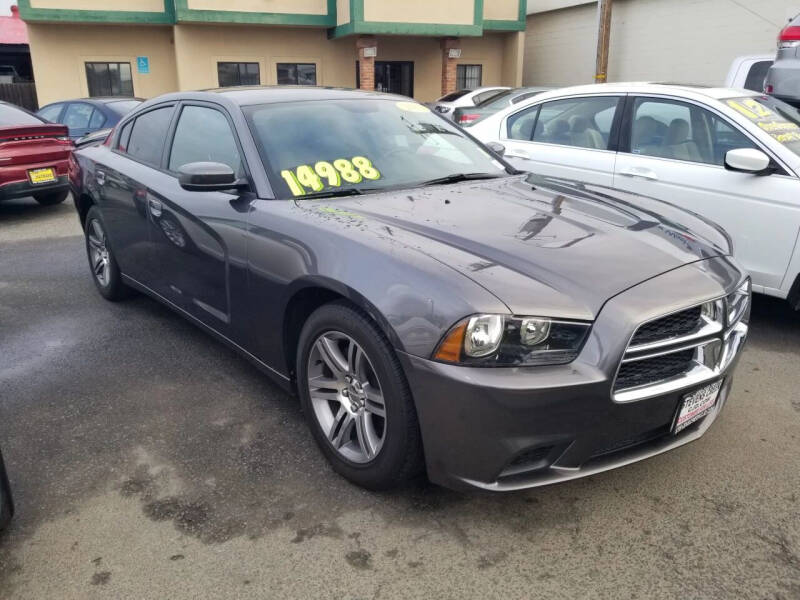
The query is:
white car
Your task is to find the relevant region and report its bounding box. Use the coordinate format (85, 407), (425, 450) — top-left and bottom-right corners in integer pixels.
(725, 54), (773, 92)
(428, 86), (509, 120)
(469, 83), (800, 305)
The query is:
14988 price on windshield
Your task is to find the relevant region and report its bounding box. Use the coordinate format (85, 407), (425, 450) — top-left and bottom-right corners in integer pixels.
(280, 157), (381, 196)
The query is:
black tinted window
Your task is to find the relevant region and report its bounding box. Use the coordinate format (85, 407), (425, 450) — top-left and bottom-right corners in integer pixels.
(0, 103), (43, 126)
(438, 90), (469, 102)
(277, 63), (317, 86)
(85, 62), (134, 97)
(169, 106), (242, 175)
(117, 120), (133, 152)
(126, 106), (173, 165)
(217, 62), (260, 87)
(744, 61), (772, 92)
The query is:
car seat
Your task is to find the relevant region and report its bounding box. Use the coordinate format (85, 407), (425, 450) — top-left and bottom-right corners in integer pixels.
(631, 116), (662, 156)
(569, 116), (604, 149)
(663, 118), (703, 162)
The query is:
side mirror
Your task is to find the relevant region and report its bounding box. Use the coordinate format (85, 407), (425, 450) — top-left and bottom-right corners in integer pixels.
(724, 148), (772, 175)
(486, 141), (506, 157)
(178, 162), (246, 192)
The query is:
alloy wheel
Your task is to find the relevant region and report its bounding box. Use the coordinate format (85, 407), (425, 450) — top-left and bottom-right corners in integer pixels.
(87, 218), (110, 287)
(307, 331), (387, 463)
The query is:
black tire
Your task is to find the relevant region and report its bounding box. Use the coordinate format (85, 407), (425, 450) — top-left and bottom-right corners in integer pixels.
(33, 190), (69, 205)
(297, 301), (424, 490)
(84, 205), (134, 301)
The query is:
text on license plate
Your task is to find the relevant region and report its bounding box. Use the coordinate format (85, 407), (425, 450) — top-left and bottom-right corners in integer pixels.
(28, 167), (56, 184)
(674, 381), (721, 434)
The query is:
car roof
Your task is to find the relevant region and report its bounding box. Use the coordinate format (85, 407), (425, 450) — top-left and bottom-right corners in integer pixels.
(139, 86), (415, 109)
(526, 82), (763, 102)
(41, 97), (143, 107)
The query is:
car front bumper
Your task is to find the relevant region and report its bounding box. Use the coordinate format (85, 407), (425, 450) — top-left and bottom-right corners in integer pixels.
(399, 257), (748, 492)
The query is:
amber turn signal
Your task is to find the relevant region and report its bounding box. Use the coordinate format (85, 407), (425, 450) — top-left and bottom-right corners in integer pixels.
(433, 321), (466, 363)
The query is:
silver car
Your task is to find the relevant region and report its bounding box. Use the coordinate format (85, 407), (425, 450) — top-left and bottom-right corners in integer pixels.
(765, 13), (800, 107)
(428, 86), (509, 120)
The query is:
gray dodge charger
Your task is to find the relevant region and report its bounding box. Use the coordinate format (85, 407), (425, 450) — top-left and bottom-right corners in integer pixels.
(71, 87), (750, 492)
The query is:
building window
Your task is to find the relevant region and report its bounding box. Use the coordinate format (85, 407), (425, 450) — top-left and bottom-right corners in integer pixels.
(456, 65), (482, 90)
(277, 63), (317, 86)
(217, 62), (260, 88)
(85, 62), (134, 97)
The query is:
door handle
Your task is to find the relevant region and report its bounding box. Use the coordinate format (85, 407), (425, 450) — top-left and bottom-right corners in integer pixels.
(95, 170), (106, 186)
(148, 198), (162, 218)
(619, 167), (659, 181)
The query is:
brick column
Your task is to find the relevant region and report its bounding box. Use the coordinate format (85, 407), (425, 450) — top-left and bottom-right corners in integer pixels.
(440, 37), (461, 96)
(356, 36), (377, 91)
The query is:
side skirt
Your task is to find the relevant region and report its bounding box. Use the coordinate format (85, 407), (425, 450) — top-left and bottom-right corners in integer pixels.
(121, 273), (294, 393)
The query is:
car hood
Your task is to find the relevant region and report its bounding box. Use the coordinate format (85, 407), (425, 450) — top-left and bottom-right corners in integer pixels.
(296, 174), (729, 320)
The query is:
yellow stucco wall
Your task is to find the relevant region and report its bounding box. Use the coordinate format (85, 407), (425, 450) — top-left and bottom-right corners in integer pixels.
(187, 0), (327, 14)
(483, 0), (519, 21)
(363, 0), (474, 25)
(27, 23), (178, 105)
(501, 30), (525, 87)
(30, 0), (164, 11)
(172, 25), (356, 91)
(458, 33), (508, 87)
(336, 0), (350, 25)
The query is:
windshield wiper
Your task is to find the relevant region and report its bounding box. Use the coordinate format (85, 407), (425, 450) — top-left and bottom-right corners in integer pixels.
(416, 173), (503, 187)
(299, 188), (366, 200)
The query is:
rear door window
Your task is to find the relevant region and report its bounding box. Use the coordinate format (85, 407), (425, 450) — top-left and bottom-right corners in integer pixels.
(62, 103), (94, 131)
(526, 96), (620, 149)
(125, 106), (173, 166)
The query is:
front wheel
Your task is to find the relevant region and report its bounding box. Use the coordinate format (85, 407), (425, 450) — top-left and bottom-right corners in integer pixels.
(297, 302), (424, 490)
(34, 190), (69, 205)
(84, 206), (133, 301)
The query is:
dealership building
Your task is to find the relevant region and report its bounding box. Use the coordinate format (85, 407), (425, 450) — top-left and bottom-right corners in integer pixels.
(19, 0), (526, 106)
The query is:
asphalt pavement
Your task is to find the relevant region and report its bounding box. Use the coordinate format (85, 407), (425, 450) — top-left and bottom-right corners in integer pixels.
(1, 196), (799, 599)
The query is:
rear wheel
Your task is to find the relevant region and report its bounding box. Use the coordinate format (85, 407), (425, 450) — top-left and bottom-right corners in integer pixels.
(84, 205), (133, 301)
(297, 302), (424, 490)
(33, 190), (69, 205)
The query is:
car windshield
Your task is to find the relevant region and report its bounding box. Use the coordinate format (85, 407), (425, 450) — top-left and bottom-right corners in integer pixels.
(0, 103), (43, 126)
(725, 95), (800, 158)
(244, 98), (509, 199)
(107, 100), (142, 116)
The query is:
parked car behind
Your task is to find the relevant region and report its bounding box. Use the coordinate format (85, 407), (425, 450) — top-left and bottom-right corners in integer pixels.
(37, 97), (142, 141)
(469, 83), (800, 307)
(0, 448), (13, 531)
(71, 87), (748, 492)
(725, 54), (773, 92)
(0, 100), (72, 205)
(427, 86), (509, 120)
(453, 86), (551, 127)
(765, 14), (800, 107)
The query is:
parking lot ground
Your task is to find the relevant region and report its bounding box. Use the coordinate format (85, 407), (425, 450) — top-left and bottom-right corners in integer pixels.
(1, 196), (799, 600)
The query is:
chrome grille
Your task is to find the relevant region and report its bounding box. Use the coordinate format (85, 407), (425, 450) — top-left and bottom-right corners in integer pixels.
(615, 348), (695, 390)
(613, 280), (751, 403)
(630, 306), (702, 346)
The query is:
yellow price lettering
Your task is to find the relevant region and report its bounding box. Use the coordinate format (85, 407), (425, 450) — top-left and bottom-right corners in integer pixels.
(352, 156), (381, 180)
(333, 159), (363, 184)
(280, 169), (306, 196)
(314, 161), (341, 187)
(296, 165), (324, 192)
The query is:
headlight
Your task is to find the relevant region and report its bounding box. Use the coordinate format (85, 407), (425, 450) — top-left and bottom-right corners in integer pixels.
(433, 314), (591, 366)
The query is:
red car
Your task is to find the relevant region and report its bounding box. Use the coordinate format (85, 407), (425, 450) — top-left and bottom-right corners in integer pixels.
(0, 100), (72, 205)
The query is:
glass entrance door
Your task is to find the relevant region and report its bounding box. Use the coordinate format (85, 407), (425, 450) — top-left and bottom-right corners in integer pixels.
(357, 61), (414, 97)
